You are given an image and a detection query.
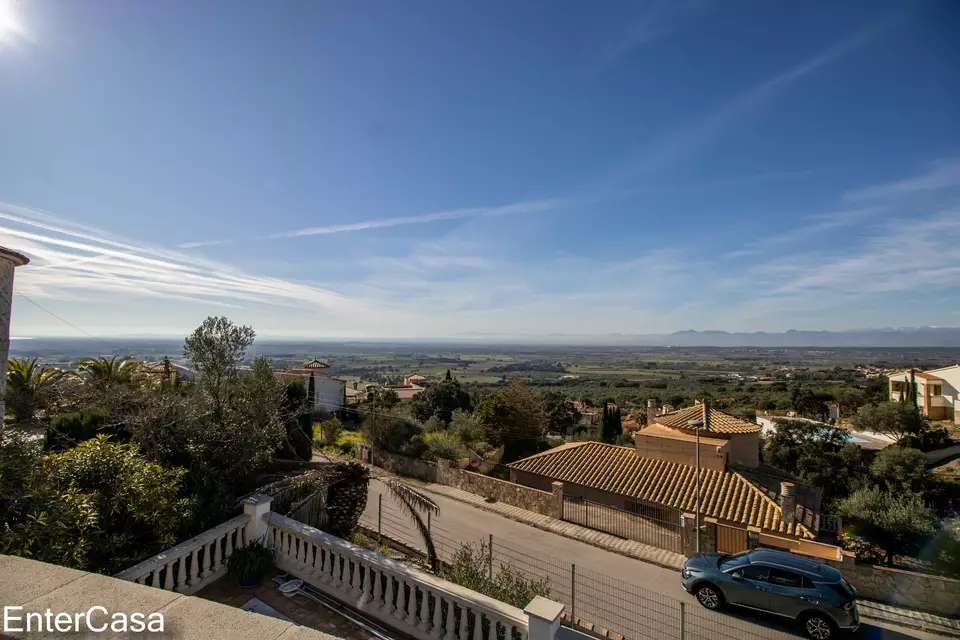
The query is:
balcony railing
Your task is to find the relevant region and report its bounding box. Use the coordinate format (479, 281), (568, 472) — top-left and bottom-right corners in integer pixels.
(114, 513), (250, 594)
(117, 494), (569, 640)
(266, 511), (529, 640)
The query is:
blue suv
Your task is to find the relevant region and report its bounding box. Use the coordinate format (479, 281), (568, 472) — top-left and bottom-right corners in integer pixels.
(681, 549), (859, 639)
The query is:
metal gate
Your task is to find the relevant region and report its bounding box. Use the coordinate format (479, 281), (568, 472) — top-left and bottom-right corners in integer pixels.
(562, 496), (682, 554)
(716, 523), (749, 554)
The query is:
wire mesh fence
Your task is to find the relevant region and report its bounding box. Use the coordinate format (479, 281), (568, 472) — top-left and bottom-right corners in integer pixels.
(362, 498), (803, 640)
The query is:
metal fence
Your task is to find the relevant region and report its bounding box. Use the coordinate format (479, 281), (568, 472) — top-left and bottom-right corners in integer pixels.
(562, 496), (682, 555)
(360, 499), (802, 640)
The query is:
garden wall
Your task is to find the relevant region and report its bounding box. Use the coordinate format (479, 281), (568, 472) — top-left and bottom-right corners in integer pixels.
(828, 556), (960, 617)
(436, 460), (562, 518)
(369, 449), (438, 483)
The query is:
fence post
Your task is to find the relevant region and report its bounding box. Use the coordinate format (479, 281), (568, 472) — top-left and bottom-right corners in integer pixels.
(378, 494), (382, 542)
(242, 493), (273, 546)
(679, 601), (685, 639)
(570, 563), (576, 622)
(488, 533), (494, 581)
(524, 597), (565, 640)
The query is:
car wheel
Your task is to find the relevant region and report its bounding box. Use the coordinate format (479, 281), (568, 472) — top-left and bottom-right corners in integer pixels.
(694, 583), (723, 610)
(800, 612), (836, 640)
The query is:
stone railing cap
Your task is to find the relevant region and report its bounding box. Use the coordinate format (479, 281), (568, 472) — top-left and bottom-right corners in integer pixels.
(523, 596), (564, 622)
(243, 493), (273, 505)
(0, 247), (30, 266)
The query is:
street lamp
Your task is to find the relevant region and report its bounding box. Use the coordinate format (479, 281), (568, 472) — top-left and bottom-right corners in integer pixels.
(687, 418), (704, 553)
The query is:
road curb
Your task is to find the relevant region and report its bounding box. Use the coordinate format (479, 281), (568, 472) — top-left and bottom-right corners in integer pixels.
(859, 603), (960, 638)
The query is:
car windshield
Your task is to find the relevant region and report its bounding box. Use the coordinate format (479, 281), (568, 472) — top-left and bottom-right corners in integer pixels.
(718, 551), (752, 568)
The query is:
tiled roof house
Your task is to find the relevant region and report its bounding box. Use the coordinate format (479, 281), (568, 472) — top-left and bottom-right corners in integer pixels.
(508, 404), (823, 540)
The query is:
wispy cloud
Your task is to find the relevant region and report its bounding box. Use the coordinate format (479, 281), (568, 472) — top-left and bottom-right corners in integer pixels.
(609, 17), (896, 181)
(591, 0), (711, 75)
(267, 198), (566, 239)
(844, 157), (960, 201)
(0, 203), (365, 314)
(177, 239), (233, 249)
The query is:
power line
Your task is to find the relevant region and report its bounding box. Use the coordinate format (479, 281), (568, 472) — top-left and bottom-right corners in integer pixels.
(14, 290), (117, 351)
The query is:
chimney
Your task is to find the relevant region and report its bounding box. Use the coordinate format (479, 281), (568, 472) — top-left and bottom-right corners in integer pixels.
(781, 482), (796, 527)
(646, 398), (658, 424)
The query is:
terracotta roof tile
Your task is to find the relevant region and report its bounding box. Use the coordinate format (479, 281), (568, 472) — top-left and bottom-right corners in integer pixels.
(508, 442), (813, 538)
(653, 405), (761, 434)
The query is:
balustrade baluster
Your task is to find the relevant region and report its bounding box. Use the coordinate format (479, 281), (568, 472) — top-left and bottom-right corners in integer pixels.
(392, 579), (407, 621)
(456, 603), (466, 640)
(213, 535), (223, 572)
(418, 586), (431, 632)
(371, 569), (384, 607)
(485, 616), (498, 640)
(381, 572), (394, 613)
(320, 548), (331, 582)
(360, 563), (374, 604)
(205, 540), (214, 574)
(189, 547), (200, 583)
(225, 528), (234, 560)
(404, 583), (418, 625)
(432, 595), (444, 639)
(350, 560), (360, 596)
(472, 607), (482, 640)
(163, 560), (175, 590)
(176, 555), (187, 592)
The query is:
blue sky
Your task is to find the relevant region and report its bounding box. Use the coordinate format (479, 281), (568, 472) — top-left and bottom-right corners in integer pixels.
(1, 0), (958, 339)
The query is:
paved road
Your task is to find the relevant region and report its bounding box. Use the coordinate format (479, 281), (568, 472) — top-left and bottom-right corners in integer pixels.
(361, 482), (942, 640)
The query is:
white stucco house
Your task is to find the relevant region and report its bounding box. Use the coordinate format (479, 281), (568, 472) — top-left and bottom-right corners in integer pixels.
(888, 365), (960, 424)
(278, 359), (346, 412)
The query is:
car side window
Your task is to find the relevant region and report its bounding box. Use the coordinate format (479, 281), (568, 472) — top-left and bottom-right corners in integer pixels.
(739, 565), (769, 581)
(768, 568), (803, 588)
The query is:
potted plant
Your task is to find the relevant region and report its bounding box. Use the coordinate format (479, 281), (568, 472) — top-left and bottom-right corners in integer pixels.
(227, 539), (274, 587)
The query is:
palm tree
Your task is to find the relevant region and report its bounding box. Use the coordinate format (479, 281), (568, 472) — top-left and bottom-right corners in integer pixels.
(6, 357), (63, 423)
(255, 459), (441, 571)
(73, 355), (140, 384)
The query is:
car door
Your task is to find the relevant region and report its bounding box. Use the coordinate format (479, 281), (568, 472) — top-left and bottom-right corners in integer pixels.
(722, 563), (770, 610)
(766, 568), (818, 618)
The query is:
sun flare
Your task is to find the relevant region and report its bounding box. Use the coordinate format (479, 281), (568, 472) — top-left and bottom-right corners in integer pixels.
(0, 0), (23, 43)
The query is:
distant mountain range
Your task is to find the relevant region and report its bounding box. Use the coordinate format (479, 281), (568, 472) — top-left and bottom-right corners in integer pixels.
(641, 327), (960, 347)
(13, 327), (960, 349)
(453, 327), (960, 347)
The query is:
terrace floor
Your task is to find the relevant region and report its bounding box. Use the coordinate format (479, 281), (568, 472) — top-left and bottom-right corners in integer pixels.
(196, 573), (385, 640)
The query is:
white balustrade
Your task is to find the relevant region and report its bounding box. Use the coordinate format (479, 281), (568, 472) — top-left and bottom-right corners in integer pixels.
(266, 513), (528, 640)
(114, 514), (249, 594)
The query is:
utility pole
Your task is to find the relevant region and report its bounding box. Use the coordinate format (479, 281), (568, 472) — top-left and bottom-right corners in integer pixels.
(688, 410), (705, 553)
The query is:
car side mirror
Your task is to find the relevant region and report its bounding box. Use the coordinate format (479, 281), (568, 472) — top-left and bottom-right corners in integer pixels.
(732, 570), (744, 579)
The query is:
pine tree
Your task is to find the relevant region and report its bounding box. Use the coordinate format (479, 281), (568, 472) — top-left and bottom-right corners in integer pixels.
(307, 374), (316, 410)
(445, 369), (452, 381)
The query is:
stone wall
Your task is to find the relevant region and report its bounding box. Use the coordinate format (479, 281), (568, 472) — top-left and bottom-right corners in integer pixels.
(370, 450), (438, 483)
(828, 556), (960, 617)
(437, 460), (562, 518)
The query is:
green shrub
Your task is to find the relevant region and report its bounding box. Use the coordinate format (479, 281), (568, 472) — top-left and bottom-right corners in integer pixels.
(44, 410), (113, 451)
(226, 539), (274, 580)
(317, 417), (343, 446)
(440, 542), (551, 608)
(419, 431), (469, 461)
(836, 487), (937, 565)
